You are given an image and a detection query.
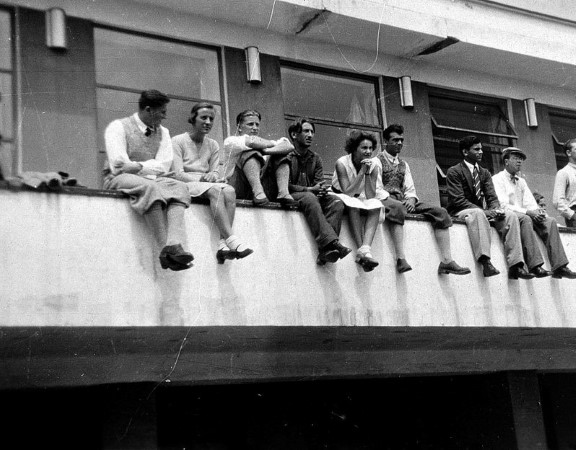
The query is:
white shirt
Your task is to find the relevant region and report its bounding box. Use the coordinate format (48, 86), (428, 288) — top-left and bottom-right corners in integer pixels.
(380, 150), (417, 201)
(492, 169), (538, 214)
(553, 162), (576, 220)
(104, 113), (173, 177)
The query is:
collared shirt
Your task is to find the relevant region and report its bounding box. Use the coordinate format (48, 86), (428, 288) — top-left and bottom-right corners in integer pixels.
(553, 162), (576, 220)
(492, 169), (538, 214)
(463, 159), (480, 176)
(380, 150), (417, 201)
(104, 113), (173, 177)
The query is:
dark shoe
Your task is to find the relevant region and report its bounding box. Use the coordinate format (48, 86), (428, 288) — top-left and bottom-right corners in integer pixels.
(530, 266), (551, 278)
(317, 248), (340, 265)
(216, 248), (235, 264)
(438, 260), (471, 275)
(277, 194), (298, 206)
(481, 260), (500, 277)
(508, 265), (535, 280)
(234, 247), (254, 260)
(160, 244), (194, 271)
(331, 240), (352, 260)
(552, 266), (576, 279)
(396, 258), (412, 273)
(253, 193), (269, 206)
(355, 254), (379, 272)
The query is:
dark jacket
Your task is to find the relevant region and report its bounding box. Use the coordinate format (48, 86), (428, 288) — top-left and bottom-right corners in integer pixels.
(287, 149), (324, 192)
(446, 161), (499, 215)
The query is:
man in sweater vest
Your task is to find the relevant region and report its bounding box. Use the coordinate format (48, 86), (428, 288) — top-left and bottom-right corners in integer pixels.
(103, 89), (194, 271)
(378, 124), (470, 275)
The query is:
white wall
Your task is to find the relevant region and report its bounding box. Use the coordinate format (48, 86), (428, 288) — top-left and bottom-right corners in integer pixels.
(1, 188), (576, 328)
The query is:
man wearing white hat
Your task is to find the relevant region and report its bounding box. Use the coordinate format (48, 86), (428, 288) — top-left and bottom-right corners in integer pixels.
(492, 147), (576, 279)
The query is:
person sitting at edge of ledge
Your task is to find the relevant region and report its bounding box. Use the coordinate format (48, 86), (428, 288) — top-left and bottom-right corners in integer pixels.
(286, 117), (351, 266)
(103, 89), (193, 271)
(377, 123), (470, 275)
(222, 109), (296, 206)
(171, 102), (253, 264)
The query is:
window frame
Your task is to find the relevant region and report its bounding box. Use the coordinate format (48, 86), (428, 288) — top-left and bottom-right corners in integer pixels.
(549, 107), (576, 170)
(93, 24), (227, 147)
(0, 6), (15, 176)
(280, 61), (385, 177)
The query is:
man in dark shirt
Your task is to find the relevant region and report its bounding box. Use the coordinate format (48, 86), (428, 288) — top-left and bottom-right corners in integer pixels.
(287, 118), (350, 265)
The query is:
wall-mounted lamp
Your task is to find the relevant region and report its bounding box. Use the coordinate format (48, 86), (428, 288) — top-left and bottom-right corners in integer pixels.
(245, 46), (261, 84)
(46, 7), (67, 50)
(524, 98), (538, 128)
(399, 76), (413, 109)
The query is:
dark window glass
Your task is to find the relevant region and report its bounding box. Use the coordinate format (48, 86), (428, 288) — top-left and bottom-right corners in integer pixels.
(281, 65), (382, 174)
(429, 90), (517, 196)
(0, 9), (13, 177)
(549, 109), (576, 170)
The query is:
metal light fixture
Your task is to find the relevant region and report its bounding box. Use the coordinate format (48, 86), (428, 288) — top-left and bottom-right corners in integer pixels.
(399, 76), (414, 109)
(245, 46), (261, 84)
(46, 7), (67, 50)
(524, 98), (538, 128)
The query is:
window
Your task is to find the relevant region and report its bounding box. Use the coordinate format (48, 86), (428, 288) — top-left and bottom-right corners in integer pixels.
(94, 28), (225, 175)
(429, 89), (517, 193)
(549, 108), (576, 170)
(280, 64), (383, 174)
(0, 9), (14, 177)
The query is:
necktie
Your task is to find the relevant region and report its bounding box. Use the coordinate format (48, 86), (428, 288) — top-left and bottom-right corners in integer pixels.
(510, 174), (518, 184)
(473, 166), (486, 208)
(144, 127), (152, 137)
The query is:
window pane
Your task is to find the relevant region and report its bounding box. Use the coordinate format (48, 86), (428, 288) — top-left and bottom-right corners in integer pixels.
(0, 72), (13, 140)
(285, 119), (381, 177)
(550, 112), (576, 170)
(96, 88), (224, 152)
(0, 10), (11, 70)
(430, 95), (514, 136)
(281, 67), (379, 126)
(94, 28), (220, 101)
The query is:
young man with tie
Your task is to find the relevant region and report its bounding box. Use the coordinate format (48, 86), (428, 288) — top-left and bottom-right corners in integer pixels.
(446, 136), (534, 279)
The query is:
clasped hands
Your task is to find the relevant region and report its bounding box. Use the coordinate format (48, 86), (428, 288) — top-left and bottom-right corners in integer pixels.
(308, 182), (328, 197)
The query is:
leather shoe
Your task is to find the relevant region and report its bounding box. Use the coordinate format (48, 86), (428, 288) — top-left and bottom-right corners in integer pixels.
(216, 248), (235, 264)
(331, 240), (352, 260)
(160, 244), (194, 271)
(530, 266), (551, 278)
(234, 247), (254, 260)
(396, 258), (412, 273)
(508, 264), (534, 280)
(481, 259), (500, 277)
(253, 193), (269, 206)
(552, 266), (576, 279)
(317, 248), (340, 265)
(355, 254), (379, 272)
(438, 260), (471, 275)
(277, 194), (298, 207)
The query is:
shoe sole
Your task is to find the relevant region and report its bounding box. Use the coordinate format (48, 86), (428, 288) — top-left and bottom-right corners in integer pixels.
(439, 268), (472, 275)
(318, 249), (340, 265)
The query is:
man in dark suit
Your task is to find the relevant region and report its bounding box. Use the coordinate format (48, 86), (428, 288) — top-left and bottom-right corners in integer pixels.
(446, 136), (534, 279)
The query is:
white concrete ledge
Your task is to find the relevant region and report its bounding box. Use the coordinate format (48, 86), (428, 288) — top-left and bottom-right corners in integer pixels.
(1, 186), (576, 329)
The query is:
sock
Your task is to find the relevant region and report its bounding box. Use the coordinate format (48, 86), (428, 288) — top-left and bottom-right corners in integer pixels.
(218, 238), (228, 251)
(276, 164), (291, 198)
(144, 201), (167, 246)
(358, 244), (370, 257)
(226, 235), (248, 252)
(166, 202), (187, 246)
(243, 158), (265, 197)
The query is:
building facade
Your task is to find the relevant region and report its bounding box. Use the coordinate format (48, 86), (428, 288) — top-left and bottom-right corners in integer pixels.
(2, 0), (576, 448)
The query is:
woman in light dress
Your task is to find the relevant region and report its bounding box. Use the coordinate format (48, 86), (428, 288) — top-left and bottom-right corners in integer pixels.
(171, 102), (252, 264)
(332, 130), (384, 272)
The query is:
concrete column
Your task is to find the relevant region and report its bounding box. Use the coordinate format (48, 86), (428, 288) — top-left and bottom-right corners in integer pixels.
(507, 371), (547, 450)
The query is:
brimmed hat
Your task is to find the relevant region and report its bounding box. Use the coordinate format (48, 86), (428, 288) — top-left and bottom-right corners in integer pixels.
(502, 147), (527, 160)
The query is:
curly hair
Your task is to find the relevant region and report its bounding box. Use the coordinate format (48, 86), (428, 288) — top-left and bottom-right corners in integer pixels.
(344, 130), (377, 154)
